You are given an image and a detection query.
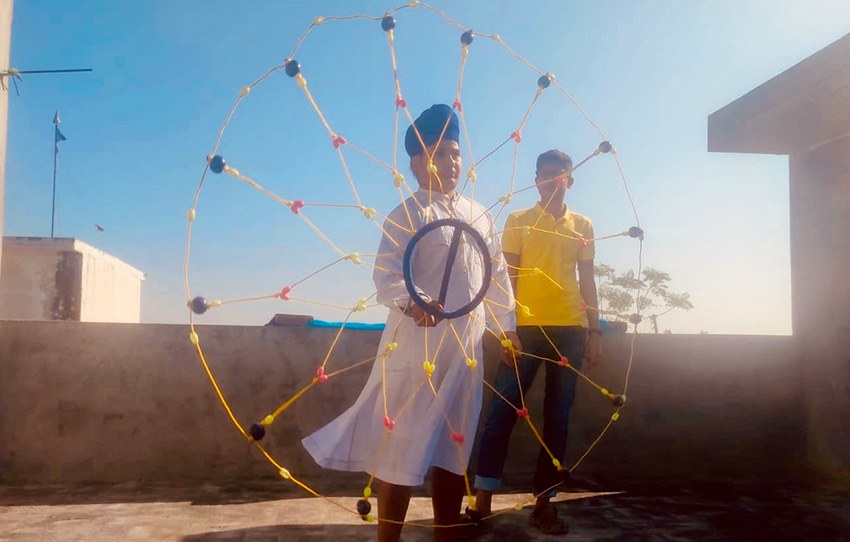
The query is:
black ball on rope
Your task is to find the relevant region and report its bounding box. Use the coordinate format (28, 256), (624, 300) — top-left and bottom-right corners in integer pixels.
(208, 155), (226, 174)
(285, 59), (301, 78)
(628, 226), (644, 238)
(381, 16), (396, 31)
(249, 422), (266, 441)
(188, 296), (209, 315)
(356, 498), (372, 517)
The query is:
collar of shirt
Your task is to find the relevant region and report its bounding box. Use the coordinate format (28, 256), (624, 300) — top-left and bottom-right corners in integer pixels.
(415, 188), (461, 204)
(533, 201), (571, 222)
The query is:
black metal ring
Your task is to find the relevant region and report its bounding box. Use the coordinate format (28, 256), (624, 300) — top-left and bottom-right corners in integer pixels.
(402, 218), (493, 319)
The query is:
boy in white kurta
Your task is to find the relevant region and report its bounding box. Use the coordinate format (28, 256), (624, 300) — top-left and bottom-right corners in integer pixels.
(303, 104), (519, 542)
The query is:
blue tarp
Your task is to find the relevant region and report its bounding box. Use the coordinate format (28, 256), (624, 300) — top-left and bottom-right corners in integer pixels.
(306, 320), (386, 330)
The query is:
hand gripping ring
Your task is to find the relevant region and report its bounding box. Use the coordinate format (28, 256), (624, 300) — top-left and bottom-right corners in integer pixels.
(402, 218), (493, 319)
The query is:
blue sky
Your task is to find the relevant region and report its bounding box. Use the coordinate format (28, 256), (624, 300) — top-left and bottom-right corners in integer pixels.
(6, 0), (850, 334)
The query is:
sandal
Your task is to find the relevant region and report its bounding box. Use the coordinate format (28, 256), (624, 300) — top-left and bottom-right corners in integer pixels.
(528, 502), (569, 535)
(456, 507), (492, 539)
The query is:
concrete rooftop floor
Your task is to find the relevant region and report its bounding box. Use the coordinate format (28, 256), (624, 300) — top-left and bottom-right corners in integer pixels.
(1, 482), (848, 541)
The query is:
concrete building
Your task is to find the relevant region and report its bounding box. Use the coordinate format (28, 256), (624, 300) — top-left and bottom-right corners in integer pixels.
(708, 32), (850, 482)
(0, 236), (145, 322)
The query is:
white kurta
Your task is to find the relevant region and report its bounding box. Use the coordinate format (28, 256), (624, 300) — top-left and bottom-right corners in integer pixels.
(302, 189), (515, 486)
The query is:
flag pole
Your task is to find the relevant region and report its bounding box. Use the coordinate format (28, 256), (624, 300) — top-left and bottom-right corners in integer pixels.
(51, 111), (63, 238)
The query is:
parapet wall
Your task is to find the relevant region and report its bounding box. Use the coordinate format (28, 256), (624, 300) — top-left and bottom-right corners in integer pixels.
(0, 321), (804, 487)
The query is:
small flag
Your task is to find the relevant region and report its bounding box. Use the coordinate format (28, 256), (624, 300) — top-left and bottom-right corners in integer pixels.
(53, 111), (66, 154)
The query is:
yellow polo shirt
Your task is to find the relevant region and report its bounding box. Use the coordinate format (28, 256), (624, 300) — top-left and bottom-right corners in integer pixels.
(502, 203), (594, 326)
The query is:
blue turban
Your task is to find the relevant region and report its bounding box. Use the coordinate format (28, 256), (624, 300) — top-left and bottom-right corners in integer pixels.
(404, 104), (460, 157)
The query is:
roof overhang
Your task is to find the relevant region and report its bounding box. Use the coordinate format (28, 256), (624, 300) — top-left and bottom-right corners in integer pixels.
(708, 33), (850, 155)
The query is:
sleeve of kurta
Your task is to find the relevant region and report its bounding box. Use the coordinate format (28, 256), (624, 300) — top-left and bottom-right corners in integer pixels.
(373, 204), (416, 308)
(483, 212), (516, 333)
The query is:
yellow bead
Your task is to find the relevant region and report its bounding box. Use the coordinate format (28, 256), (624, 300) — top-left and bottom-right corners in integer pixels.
(498, 194), (512, 204)
(611, 412), (620, 421)
(295, 74), (307, 89)
(313, 16), (325, 24)
(186, 209), (196, 222)
(427, 162), (438, 175)
(239, 86), (250, 97)
(279, 468), (291, 479)
(355, 299), (367, 312)
(521, 305), (532, 317)
(226, 166), (238, 176)
(552, 458), (561, 468)
(514, 503), (523, 511)
(466, 169), (477, 182)
(365, 514), (376, 523)
(461, 46), (468, 58)
(387, 32), (394, 45)
(393, 171), (404, 187)
(522, 225), (531, 236)
(466, 358), (477, 369)
(386, 342), (398, 352)
(531, 267), (542, 275)
(361, 207), (376, 219)
(363, 486), (372, 499)
(600, 388), (609, 397)
(263, 415), (274, 425)
(189, 331), (199, 345)
(467, 496), (476, 508)
(347, 252), (362, 265)
(409, 0), (419, 6)
(493, 34), (501, 41)
(209, 299), (222, 308)
(423, 361), (435, 376)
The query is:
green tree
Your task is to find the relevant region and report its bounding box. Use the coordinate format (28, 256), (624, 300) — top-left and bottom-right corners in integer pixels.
(594, 265), (694, 333)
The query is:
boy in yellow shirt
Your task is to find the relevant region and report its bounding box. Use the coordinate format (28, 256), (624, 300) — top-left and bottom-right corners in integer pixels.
(472, 149), (601, 534)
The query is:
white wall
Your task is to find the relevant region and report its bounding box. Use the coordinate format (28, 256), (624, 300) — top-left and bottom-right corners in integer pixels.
(0, 237), (144, 322)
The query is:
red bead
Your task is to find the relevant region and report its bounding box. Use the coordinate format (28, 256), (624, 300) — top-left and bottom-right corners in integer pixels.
(383, 416), (396, 430)
(559, 356), (570, 367)
(577, 237), (588, 247)
(290, 200), (304, 214)
(316, 366), (328, 383)
(516, 407), (529, 418)
(279, 286), (292, 300)
(450, 432), (465, 444)
(332, 136), (346, 149)
(395, 96), (407, 108)
(511, 131), (522, 143)
(452, 100), (463, 111)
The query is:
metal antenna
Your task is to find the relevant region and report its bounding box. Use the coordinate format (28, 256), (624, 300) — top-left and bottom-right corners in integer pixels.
(0, 67), (93, 94)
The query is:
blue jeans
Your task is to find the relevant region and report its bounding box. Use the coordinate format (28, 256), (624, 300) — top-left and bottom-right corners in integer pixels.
(474, 326), (586, 496)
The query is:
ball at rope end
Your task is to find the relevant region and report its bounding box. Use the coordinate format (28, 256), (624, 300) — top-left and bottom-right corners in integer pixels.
(208, 155), (226, 174)
(537, 73), (552, 89)
(356, 498), (372, 517)
(628, 226), (644, 239)
(381, 16), (396, 31)
(598, 141), (613, 153)
(249, 422), (266, 441)
(285, 59), (301, 78)
(461, 30), (474, 45)
(611, 394), (627, 408)
(629, 313), (642, 325)
(188, 296), (209, 315)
